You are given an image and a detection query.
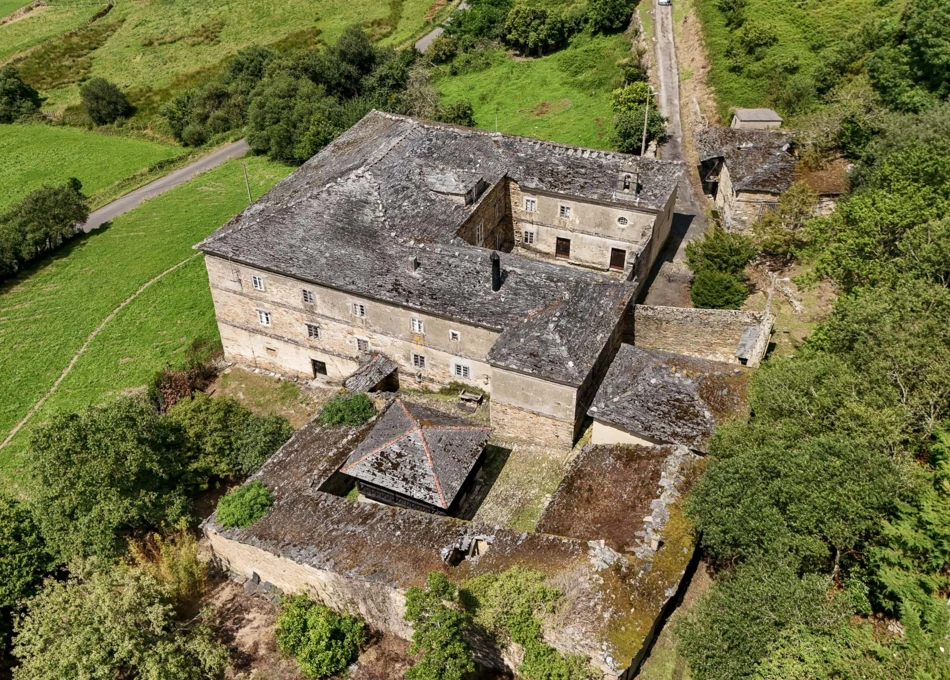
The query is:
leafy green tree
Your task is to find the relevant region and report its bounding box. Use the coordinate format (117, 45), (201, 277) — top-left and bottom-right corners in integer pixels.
(404, 572), (474, 680)
(319, 392), (376, 426)
(79, 78), (131, 125)
(276, 595), (365, 678)
(29, 397), (190, 562)
(689, 269), (749, 309)
(752, 181), (818, 261)
(12, 563), (226, 680)
(428, 35), (458, 64)
(612, 105), (666, 153)
(503, 5), (568, 56)
(585, 0), (634, 34)
(611, 82), (651, 113)
(686, 226), (757, 276)
(0, 496), (54, 609)
(0, 65), (41, 123)
(447, 0), (514, 41)
(215, 480), (274, 529)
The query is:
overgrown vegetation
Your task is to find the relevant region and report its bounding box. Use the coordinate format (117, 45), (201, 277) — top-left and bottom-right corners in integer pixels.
(215, 480), (275, 529)
(404, 572), (475, 680)
(276, 595), (366, 679)
(0, 65), (40, 123)
(685, 226), (755, 308)
(318, 392), (376, 426)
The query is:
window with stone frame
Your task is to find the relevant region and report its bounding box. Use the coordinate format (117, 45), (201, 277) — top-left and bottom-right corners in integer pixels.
(524, 198), (537, 212)
(449, 329), (461, 342)
(256, 309), (271, 326)
(558, 205), (572, 219)
(356, 338), (370, 352)
(305, 323), (320, 339)
(302, 289), (314, 304)
(523, 230), (535, 245)
(352, 302), (366, 318)
(453, 362), (471, 380)
(411, 318), (425, 334)
(252, 275), (265, 291)
(412, 353), (426, 369)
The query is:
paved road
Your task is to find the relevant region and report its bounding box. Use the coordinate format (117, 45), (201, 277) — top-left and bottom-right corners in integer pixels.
(642, 0), (709, 306)
(415, 1), (468, 52)
(82, 139), (250, 232)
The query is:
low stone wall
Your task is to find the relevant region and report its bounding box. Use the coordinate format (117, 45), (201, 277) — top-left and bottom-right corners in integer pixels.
(633, 305), (772, 367)
(490, 401), (575, 450)
(207, 528), (414, 639)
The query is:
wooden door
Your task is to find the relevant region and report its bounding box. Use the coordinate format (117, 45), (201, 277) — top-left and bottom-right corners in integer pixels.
(610, 248), (626, 271)
(556, 237), (571, 259)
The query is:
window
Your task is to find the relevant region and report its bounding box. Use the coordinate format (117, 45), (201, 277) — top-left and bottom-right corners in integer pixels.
(623, 174), (632, 191)
(523, 230), (535, 245)
(305, 323), (320, 339)
(412, 353), (426, 369)
(453, 362), (471, 380)
(558, 205), (571, 219)
(411, 318), (425, 334)
(524, 198), (537, 212)
(356, 338), (370, 352)
(311, 359), (327, 377)
(256, 309), (271, 326)
(617, 216), (629, 226)
(302, 289), (314, 304)
(252, 275), (265, 291)
(610, 248), (627, 271)
(475, 220), (484, 246)
(352, 302), (366, 318)
(449, 330), (461, 342)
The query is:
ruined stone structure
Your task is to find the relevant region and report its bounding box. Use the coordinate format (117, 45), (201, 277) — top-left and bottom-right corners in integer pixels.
(197, 112), (685, 447)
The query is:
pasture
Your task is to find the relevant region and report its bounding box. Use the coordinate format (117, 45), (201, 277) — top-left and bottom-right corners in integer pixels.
(0, 155), (293, 488)
(435, 32), (629, 149)
(0, 123), (179, 211)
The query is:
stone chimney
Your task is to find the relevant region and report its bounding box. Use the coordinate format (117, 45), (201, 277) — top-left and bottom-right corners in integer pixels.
(408, 255), (419, 273)
(490, 251), (501, 292)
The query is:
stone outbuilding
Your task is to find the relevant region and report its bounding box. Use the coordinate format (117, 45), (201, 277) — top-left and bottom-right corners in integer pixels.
(730, 107), (783, 130)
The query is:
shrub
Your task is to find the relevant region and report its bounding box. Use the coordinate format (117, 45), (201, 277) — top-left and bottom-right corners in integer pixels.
(715, 0), (746, 28)
(613, 105), (666, 154)
(80, 77), (131, 125)
(428, 35), (458, 64)
(611, 82), (651, 113)
(690, 269), (749, 309)
(0, 65), (41, 123)
(13, 563), (227, 680)
(404, 573), (474, 680)
(128, 529), (206, 618)
(318, 392), (376, 426)
(0, 495), (54, 610)
(445, 0), (513, 42)
(436, 100), (476, 127)
(585, 0), (635, 34)
(685, 226), (756, 275)
(503, 5), (568, 56)
(276, 595), (365, 678)
(215, 481), (274, 529)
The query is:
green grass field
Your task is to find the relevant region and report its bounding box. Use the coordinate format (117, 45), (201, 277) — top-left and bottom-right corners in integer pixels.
(0, 0), (27, 17)
(0, 155), (293, 488)
(0, 1), (104, 61)
(436, 32), (629, 149)
(695, 0), (905, 121)
(0, 123), (179, 211)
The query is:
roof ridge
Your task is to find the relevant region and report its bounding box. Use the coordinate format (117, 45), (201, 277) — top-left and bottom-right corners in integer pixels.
(416, 426), (448, 509)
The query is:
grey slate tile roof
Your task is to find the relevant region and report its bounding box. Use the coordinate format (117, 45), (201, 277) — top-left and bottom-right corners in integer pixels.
(197, 111), (682, 385)
(587, 345), (749, 452)
(695, 126), (795, 194)
(733, 108), (783, 123)
(343, 354), (399, 392)
(340, 399), (492, 509)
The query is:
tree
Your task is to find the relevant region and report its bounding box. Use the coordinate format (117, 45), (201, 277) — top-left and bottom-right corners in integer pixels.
(215, 480), (274, 529)
(612, 105), (666, 153)
(690, 269), (749, 309)
(0, 65), (41, 123)
(13, 563), (226, 680)
(0, 496), (54, 609)
(276, 595), (365, 678)
(446, 0), (514, 42)
(28, 397), (190, 562)
(585, 0), (634, 34)
(503, 5), (567, 56)
(404, 572), (474, 680)
(611, 82), (651, 113)
(428, 35), (458, 64)
(753, 181), (818, 261)
(80, 78), (131, 125)
(686, 225), (756, 275)
(436, 100), (476, 127)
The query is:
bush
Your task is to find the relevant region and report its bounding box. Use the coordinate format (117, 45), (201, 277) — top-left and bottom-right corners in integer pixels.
(428, 35), (458, 64)
(318, 392), (376, 426)
(611, 82), (651, 113)
(503, 4), (568, 56)
(436, 100), (476, 127)
(613, 105), (666, 154)
(80, 78), (131, 125)
(404, 573), (474, 680)
(446, 0), (513, 42)
(128, 529), (206, 618)
(215, 481), (274, 529)
(276, 595), (365, 678)
(585, 0), (635, 34)
(690, 269), (749, 309)
(0, 495), (54, 610)
(0, 65), (41, 123)
(685, 226), (757, 275)
(13, 563), (227, 680)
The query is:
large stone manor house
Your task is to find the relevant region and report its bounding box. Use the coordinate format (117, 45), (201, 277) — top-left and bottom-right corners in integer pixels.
(197, 111), (768, 447)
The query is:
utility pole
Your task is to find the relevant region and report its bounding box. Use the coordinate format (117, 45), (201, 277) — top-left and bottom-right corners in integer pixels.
(242, 162), (252, 204)
(640, 88), (651, 157)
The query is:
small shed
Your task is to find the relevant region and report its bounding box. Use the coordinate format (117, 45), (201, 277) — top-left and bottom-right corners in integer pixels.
(731, 108), (783, 130)
(340, 399), (492, 515)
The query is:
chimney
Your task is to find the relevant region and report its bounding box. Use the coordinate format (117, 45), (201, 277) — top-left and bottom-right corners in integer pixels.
(408, 255), (419, 273)
(490, 251), (501, 292)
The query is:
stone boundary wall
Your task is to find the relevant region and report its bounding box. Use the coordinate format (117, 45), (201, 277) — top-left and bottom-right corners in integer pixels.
(633, 305), (772, 367)
(490, 401), (575, 450)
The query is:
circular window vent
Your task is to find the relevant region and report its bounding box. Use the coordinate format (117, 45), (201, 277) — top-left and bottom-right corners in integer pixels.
(617, 216), (629, 226)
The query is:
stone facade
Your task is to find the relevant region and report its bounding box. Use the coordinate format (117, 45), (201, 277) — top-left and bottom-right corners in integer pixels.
(716, 164), (779, 231)
(490, 400), (576, 449)
(633, 305), (773, 367)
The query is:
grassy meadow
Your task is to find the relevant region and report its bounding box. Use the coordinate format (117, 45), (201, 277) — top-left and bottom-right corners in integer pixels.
(0, 123), (179, 211)
(695, 0), (906, 121)
(0, 1), (104, 61)
(0, 155), (293, 489)
(436, 32), (629, 149)
(0, 0), (27, 17)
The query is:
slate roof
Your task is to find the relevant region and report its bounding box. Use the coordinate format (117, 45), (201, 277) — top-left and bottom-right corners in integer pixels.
(732, 108), (783, 123)
(587, 345), (749, 452)
(343, 354), (399, 392)
(197, 112), (683, 385)
(695, 126), (795, 194)
(340, 399), (492, 509)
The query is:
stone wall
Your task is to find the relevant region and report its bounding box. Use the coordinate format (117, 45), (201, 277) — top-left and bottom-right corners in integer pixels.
(490, 401), (575, 450)
(633, 304), (773, 367)
(716, 165), (778, 232)
(456, 179), (513, 251)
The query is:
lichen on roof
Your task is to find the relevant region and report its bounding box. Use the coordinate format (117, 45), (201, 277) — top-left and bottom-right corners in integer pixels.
(587, 345), (750, 452)
(695, 126), (796, 194)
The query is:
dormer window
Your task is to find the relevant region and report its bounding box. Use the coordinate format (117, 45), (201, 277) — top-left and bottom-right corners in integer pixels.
(623, 175), (632, 191)
(558, 205), (571, 219)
